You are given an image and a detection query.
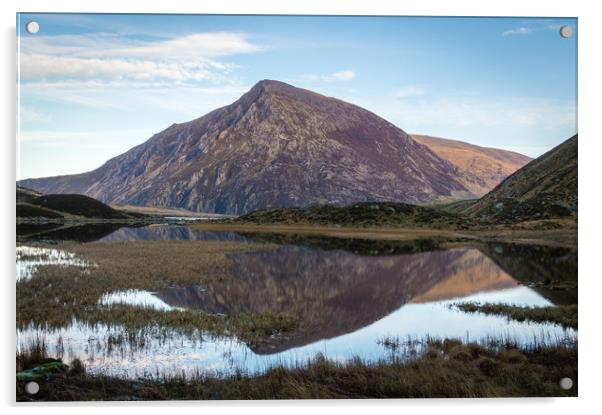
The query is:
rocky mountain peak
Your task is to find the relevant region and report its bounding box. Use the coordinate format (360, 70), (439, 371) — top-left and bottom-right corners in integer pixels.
(19, 81), (509, 215)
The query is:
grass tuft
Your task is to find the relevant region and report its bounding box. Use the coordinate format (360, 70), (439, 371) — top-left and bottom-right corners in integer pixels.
(456, 302), (577, 329)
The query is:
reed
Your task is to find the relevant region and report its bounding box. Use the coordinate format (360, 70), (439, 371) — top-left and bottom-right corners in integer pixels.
(16, 337), (578, 400)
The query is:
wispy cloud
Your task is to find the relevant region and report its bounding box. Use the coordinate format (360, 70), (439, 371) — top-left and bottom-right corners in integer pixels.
(502, 27), (534, 36)
(19, 32), (262, 85)
(300, 69), (356, 82)
(502, 22), (571, 37)
(20, 32), (262, 60)
(21, 53), (230, 83)
(392, 84), (426, 99)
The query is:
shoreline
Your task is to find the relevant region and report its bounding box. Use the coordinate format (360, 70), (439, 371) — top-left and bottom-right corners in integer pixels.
(17, 339), (578, 401)
(189, 222), (577, 248)
(16, 218), (577, 248)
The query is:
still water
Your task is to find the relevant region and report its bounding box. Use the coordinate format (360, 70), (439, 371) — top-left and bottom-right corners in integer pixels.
(16, 224), (577, 378)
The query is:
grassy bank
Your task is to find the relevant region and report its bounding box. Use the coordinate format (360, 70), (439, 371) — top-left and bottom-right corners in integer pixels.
(16, 338), (577, 400)
(456, 303), (578, 329)
(232, 201), (576, 234)
(236, 202), (476, 229)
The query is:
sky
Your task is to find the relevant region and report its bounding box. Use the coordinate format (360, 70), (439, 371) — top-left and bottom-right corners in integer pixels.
(17, 14), (577, 180)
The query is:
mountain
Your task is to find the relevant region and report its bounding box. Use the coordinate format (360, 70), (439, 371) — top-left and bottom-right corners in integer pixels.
(412, 135), (532, 197)
(19, 80), (485, 215)
(463, 134), (577, 222)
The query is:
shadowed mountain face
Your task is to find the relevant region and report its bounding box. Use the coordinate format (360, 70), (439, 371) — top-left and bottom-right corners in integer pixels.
(20, 80), (480, 215)
(464, 134), (577, 222)
(412, 135), (532, 197)
(153, 246), (522, 354)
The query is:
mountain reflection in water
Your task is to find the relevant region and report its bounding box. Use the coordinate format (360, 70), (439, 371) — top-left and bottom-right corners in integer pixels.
(146, 246), (530, 353)
(96, 225), (250, 243)
(17, 223), (250, 243)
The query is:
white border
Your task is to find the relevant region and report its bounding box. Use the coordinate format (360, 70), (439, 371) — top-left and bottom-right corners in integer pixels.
(2, 0), (600, 413)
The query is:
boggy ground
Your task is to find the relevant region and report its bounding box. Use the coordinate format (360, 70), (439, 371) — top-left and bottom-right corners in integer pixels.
(16, 228), (578, 400)
(17, 230), (578, 352)
(17, 240), (299, 347)
(16, 339), (577, 400)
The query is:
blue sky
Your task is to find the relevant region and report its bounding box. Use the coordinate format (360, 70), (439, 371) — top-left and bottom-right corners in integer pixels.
(17, 14), (577, 179)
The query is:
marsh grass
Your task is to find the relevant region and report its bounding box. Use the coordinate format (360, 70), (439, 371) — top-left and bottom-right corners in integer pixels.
(16, 337), (578, 400)
(16, 335), (51, 372)
(456, 303), (578, 329)
(17, 241), (299, 346)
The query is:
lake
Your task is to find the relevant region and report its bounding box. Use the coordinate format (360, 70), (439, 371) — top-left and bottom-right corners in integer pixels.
(16, 223), (577, 379)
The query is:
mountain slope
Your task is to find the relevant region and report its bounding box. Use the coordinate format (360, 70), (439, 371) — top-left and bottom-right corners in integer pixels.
(16, 186), (136, 220)
(412, 135), (532, 197)
(21, 80), (492, 215)
(28, 194), (132, 219)
(464, 134), (577, 222)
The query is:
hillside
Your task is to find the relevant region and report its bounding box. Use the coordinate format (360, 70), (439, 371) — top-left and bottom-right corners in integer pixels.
(16, 188), (136, 220)
(20, 80), (484, 215)
(16, 186), (42, 203)
(16, 203), (64, 219)
(463, 134), (577, 223)
(412, 135), (532, 197)
(29, 194), (133, 219)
